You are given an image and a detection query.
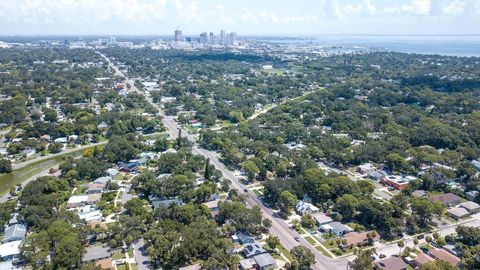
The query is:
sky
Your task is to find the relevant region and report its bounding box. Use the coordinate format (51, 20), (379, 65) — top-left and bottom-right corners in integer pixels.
(0, 0), (480, 36)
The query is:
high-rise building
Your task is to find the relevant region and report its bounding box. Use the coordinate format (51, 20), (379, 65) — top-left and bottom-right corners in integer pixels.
(174, 29), (183, 42)
(227, 32), (237, 46)
(200, 32), (209, 44)
(209, 32), (215, 45)
(220, 29), (226, 46)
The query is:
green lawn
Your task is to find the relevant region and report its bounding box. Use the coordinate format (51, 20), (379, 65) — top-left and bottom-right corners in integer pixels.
(112, 251), (125, 260)
(253, 189), (262, 196)
(128, 249), (134, 258)
(305, 236), (317, 245)
(315, 245), (333, 258)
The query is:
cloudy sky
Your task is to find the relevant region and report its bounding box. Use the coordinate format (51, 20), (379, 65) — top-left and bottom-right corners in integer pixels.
(0, 0), (479, 35)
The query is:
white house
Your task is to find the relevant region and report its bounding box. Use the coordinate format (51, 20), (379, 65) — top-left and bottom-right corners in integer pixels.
(296, 200), (320, 215)
(320, 222), (353, 236)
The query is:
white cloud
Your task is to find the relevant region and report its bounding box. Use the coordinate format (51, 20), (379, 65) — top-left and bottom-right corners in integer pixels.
(442, 0), (465, 15)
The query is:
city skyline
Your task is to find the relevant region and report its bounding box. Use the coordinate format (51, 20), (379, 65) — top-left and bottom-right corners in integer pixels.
(1, 0), (480, 36)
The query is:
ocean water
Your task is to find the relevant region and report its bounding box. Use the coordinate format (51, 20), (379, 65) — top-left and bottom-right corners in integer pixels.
(256, 35), (480, 57)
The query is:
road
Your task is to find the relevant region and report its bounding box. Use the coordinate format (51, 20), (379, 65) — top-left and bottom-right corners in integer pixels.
(12, 141), (107, 170)
(132, 238), (151, 270)
(98, 52), (348, 270)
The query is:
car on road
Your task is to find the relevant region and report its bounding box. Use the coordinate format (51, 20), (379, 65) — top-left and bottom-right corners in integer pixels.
(416, 235), (425, 240)
(294, 236), (300, 242)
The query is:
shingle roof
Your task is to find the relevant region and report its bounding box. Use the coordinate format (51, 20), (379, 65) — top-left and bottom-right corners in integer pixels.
(2, 224), (26, 243)
(430, 249), (461, 266)
(413, 253), (434, 266)
(375, 256), (408, 270)
(82, 246), (110, 262)
(430, 193), (462, 205)
(253, 253), (276, 268)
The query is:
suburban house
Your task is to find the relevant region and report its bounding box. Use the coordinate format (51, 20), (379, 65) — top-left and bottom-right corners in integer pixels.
(239, 258), (256, 270)
(106, 168), (119, 177)
(149, 196), (184, 210)
(295, 200), (320, 215)
(312, 213), (333, 226)
(430, 193), (462, 207)
(459, 201), (480, 213)
(202, 199), (220, 217)
(466, 190), (479, 201)
(233, 232), (255, 245)
(429, 249), (461, 267)
(0, 240), (22, 262)
(2, 224), (26, 243)
(118, 162), (139, 173)
(95, 258), (114, 270)
(320, 222), (353, 236)
(87, 183), (105, 194)
(253, 253), (277, 270)
(93, 176), (112, 185)
(243, 242), (266, 258)
(82, 246), (111, 264)
(358, 163), (376, 174)
(375, 256), (408, 270)
(447, 207), (470, 220)
(341, 230), (380, 248)
(411, 253), (434, 268)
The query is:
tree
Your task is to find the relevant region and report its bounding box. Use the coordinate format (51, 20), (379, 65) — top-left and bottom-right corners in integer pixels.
(0, 159), (12, 173)
(349, 249), (374, 270)
(301, 214), (316, 229)
(243, 160), (260, 181)
(397, 241), (405, 256)
(48, 142), (63, 154)
(420, 260), (459, 270)
(410, 198), (444, 228)
(278, 191), (297, 215)
(204, 158), (212, 180)
(290, 246), (316, 270)
(335, 194), (359, 220)
(266, 235), (280, 249)
(20, 231), (51, 268)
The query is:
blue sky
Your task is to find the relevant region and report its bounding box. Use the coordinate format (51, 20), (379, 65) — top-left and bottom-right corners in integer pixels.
(0, 0), (479, 35)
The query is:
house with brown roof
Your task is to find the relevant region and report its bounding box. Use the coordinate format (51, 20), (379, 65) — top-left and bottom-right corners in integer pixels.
(95, 258), (114, 270)
(430, 193), (462, 207)
(341, 230), (380, 248)
(430, 249), (461, 267)
(412, 253), (434, 268)
(375, 256), (408, 270)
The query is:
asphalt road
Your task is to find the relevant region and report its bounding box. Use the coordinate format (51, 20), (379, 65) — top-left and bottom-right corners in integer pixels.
(98, 52), (349, 270)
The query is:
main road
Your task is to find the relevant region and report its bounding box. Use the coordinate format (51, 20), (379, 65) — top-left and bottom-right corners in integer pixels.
(98, 52), (349, 270)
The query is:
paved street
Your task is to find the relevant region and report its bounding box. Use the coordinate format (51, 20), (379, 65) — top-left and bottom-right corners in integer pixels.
(132, 238), (151, 270)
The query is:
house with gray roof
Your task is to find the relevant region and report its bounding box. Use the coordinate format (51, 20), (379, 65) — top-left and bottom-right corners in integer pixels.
(319, 221), (353, 236)
(243, 242), (266, 258)
(2, 224), (26, 243)
(253, 253), (277, 270)
(82, 246), (110, 263)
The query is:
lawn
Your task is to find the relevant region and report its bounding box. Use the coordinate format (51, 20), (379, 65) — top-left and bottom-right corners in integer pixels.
(112, 251), (125, 260)
(315, 245), (333, 258)
(253, 189), (262, 196)
(304, 236), (317, 245)
(128, 249), (134, 258)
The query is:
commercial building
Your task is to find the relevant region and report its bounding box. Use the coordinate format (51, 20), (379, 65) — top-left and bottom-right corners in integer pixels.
(175, 29), (183, 42)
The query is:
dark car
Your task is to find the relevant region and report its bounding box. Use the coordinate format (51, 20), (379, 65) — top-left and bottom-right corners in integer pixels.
(294, 237), (300, 242)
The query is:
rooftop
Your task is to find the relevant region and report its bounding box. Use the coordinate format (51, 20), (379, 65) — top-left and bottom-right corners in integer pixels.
(375, 256), (408, 270)
(459, 201), (480, 212)
(430, 193), (462, 205)
(2, 224), (26, 243)
(413, 253), (434, 266)
(430, 248), (461, 266)
(253, 253), (276, 268)
(82, 246), (110, 262)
